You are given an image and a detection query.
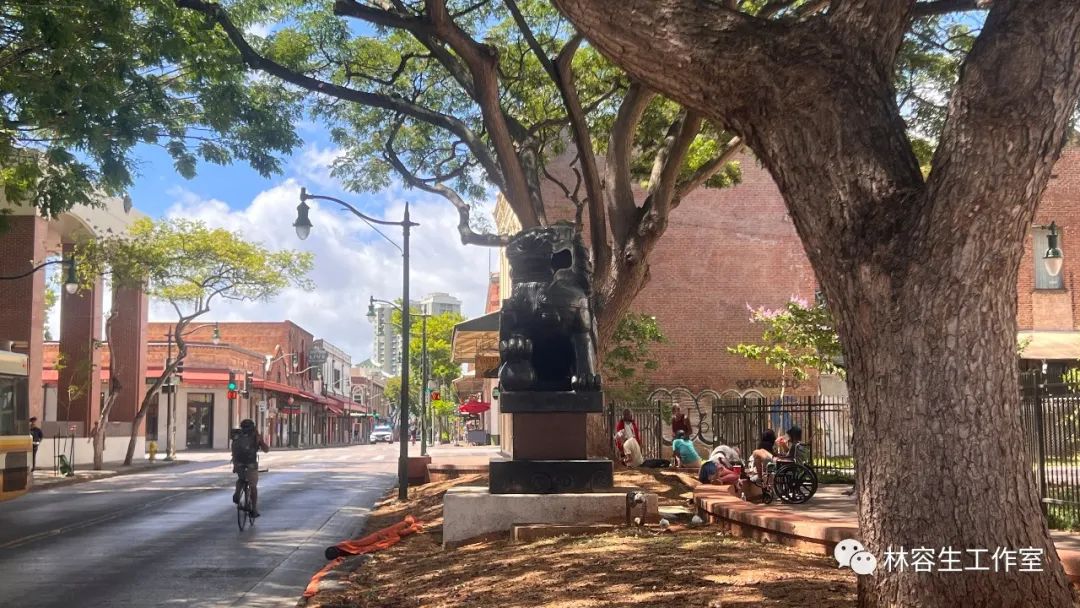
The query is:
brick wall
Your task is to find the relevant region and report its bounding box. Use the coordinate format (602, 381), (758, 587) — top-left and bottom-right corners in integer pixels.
(0, 215), (47, 419)
(148, 321), (316, 392)
(532, 151), (819, 397)
(1019, 147), (1080, 331)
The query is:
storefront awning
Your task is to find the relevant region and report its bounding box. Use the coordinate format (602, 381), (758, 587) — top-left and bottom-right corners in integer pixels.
(451, 312), (500, 364)
(1018, 331), (1080, 360)
(460, 398), (491, 415)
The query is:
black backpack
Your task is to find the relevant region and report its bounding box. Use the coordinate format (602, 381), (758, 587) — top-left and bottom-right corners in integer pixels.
(232, 429), (258, 464)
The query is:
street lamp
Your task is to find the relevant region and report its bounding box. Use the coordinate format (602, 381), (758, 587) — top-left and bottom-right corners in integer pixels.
(0, 257), (80, 294)
(1042, 221), (1064, 277)
(294, 187), (418, 501)
(370, 296), (432, 456)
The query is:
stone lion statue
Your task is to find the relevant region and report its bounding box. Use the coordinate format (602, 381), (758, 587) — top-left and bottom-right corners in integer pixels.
(498, 222), (602, 393)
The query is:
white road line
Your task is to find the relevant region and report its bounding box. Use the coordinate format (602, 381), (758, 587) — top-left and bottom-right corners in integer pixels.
(372, 455), (385, 461)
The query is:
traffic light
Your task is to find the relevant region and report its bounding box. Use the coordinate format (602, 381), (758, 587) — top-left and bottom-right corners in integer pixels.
(431, 391), (440, 402)
(243, 371), (254, 398)
(227, 371), (238, 400)
(174, 359), (185, 382)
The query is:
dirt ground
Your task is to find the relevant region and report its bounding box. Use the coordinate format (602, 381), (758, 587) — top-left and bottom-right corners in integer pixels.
(304, 470), (857, 608)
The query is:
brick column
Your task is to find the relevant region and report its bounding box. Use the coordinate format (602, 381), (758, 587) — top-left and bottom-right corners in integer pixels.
(109, 285), (148, 424)
(57, 243), (103, 435)
(0, 216), (46, 421)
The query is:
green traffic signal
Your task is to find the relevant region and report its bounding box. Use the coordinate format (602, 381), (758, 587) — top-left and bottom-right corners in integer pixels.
(228, 381), (237, 391)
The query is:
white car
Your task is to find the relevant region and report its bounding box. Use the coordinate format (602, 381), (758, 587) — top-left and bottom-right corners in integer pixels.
(369, 425), (394, 444)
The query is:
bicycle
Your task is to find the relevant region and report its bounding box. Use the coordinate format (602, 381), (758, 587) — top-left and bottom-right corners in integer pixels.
(235, 465), (268, 531)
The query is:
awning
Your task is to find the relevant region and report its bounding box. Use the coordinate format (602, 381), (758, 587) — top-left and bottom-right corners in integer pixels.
(451, 312), (500, 364)
(42, 369), (110, 383)
(253, 379), (309, 401)
(1018, 331), (1080, 360)
(326, 403), (345, 416)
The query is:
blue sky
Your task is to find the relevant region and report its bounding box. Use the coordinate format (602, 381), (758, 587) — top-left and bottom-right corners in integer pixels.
(53, 121), (496, 367)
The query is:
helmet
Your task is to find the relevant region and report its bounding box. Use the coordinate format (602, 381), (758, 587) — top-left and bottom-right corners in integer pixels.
(240, 419), (256, 431)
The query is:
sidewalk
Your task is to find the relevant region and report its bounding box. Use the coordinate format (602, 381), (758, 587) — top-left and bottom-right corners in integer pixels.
(696, 484), (1080, 583)
(30, 458), (186, 491)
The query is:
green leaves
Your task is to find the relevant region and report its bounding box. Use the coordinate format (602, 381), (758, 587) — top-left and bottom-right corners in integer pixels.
(602, 313), (665, 405)
(728, 298), (845, 385)
(0, 0), (301, 218)
(71, 217), (314, 315)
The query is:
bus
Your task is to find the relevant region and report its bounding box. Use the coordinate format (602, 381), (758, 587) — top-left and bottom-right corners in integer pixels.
(0, 348), (31, 501)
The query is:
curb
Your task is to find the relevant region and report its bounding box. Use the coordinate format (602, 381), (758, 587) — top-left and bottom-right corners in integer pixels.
(30, 460), (187, 492)
(695, 485), (1080, 585)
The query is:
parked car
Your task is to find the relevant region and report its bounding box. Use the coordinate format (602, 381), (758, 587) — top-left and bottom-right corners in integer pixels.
(369, 424), (394, 444)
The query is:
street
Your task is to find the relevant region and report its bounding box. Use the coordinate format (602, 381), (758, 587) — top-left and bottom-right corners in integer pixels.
(0, 444), (399, 608)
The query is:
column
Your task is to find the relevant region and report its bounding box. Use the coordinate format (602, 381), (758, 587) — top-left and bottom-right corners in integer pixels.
(57, 243), (103, 435)
(0, 216), (46, 422)
(109, 285), (148, 426)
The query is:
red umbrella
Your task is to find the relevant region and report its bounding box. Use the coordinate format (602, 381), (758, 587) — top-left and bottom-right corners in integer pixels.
(459, 398), (491, 415)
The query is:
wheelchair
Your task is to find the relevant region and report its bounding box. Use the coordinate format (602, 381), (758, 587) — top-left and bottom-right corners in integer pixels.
(741, 442), (819, 505)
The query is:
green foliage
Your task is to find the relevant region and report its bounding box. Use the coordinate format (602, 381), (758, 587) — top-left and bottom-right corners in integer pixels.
(728, 297), (844, 388)
(43, 284), (57, 341)
(71, 217), (314, 315)
(390, 307), (467, 395)
(1065, 368), (1080, 394)
(602, 313), (665, 405)
(0, 0), (301, 218)
(431, 398), (457, 418)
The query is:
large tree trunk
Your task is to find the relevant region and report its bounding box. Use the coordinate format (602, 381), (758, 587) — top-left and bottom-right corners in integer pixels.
(552, 0), (1080, 605)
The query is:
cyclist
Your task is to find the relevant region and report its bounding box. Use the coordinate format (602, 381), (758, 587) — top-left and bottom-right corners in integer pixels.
(231, 419), (270, 517)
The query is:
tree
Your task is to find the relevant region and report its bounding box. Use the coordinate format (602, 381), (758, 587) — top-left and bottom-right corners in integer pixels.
(551, 0), (1080, 605)
(0, 1), (301, 221)
(602, 312), (665, 405)
(74, 217), (313, 467)
(729, 296), (844, 399)
(172, 0), (743, 347)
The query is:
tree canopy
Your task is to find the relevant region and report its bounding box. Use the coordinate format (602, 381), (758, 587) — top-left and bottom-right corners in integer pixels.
(1, 0), (301, 219)
(173, 0), (744, 343)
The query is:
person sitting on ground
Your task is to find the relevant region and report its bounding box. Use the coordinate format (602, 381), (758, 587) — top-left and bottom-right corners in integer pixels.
(614, 409), (642, 463)
(671, 405), (693, 438)
(617, 427), (645, 467)
(232, 419), (270, 517)
(671, 430), (702, 468)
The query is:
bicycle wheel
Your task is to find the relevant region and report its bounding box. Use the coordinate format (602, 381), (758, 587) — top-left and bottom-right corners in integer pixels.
(237, 484), (249, 531)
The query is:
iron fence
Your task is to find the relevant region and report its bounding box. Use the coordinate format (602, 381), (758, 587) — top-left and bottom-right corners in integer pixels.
(1020, 373), (1080, 529)
(606, 380), (1080, 530)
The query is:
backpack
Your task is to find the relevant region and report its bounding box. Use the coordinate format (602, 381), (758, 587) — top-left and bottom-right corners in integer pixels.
(232, 430), (258, 464)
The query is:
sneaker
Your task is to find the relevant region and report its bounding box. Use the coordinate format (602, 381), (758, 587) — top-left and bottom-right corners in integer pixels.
(232, 490), (240, 504)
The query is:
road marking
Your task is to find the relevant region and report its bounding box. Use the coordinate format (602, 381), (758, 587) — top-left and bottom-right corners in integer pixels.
(372, 455), (385, 461)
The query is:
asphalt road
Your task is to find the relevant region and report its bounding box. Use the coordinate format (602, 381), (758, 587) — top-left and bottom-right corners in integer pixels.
(0, 444), (398, 608)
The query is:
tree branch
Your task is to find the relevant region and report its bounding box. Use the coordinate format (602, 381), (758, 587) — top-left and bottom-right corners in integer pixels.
(606, 82), (655, 247)
(385, 121), (509, 247)
(641, 110), (703, 227)
(673, 135), (743, 202)
(425, 0), (544, 227)
(173, 0), (507, 194)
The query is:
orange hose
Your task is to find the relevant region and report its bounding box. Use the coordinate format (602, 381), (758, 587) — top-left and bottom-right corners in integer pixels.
(303, 516), (424, 598)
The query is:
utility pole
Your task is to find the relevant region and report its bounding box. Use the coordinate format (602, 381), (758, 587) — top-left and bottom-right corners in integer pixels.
(164, 327), (175, 460)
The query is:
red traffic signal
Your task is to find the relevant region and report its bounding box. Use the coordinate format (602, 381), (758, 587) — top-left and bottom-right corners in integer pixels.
(431, 391), (440, 401)
(227, 390), (238, 400)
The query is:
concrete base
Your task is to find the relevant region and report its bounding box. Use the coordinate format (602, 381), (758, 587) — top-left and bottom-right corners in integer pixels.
(442, 486), (658, 547)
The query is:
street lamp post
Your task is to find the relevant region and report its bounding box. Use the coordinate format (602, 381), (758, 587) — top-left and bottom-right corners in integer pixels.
(295, 187), (418, 501)
(163, 322), (220, 460)
(0, 257), (80, 294)
(368, 298), (431, 456)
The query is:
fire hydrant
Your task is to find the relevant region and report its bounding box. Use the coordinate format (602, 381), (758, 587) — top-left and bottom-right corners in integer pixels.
(148, 441), (158, 461)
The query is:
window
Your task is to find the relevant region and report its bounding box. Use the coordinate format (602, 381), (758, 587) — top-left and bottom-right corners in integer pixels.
(0, 375), (28, 436)
(1034, 227), (1065, 290)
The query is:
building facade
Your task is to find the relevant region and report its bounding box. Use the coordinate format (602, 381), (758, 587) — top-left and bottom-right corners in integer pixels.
(419, 292), (462, 316)
(370, 303), (400, 376)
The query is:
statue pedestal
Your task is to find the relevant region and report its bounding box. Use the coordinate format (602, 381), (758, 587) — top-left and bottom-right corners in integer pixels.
(490, 391), (612, 495)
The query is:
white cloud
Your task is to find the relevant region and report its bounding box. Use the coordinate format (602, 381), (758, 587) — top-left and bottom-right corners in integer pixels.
(156, 179), (496, 364)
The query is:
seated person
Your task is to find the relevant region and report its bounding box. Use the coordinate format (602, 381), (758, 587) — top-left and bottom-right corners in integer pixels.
(617, 428), (645, 467)
(776, 425), (807, 462)
(730, 429), (777, 501)
(671, 431), (702, 468)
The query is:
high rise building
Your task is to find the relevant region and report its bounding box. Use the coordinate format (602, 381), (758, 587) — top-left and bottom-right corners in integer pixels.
(419, 292), (462, 316)
(370, 303), (400, 376)
(369, 292), (462, 376)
